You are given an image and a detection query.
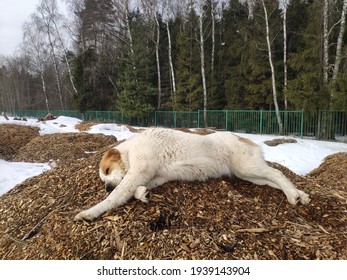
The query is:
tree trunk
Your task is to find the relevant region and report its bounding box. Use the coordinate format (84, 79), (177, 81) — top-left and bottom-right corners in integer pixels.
(53, 20), (78, 95)
(165, 0), (176, 105)
(40, 71), (50, 112)
(332, 0), (347, 83)
(154, 10), (162, 110)
(166, 20), (176, 104)
(323, 0), (329, 85)
(198, 0), (208, 128)
(211, 0), (215, 76)
(261, 0), (283, 133)
(283, 1), (288, 110)
(124, 2), (137, 84)
(47, 31), (64, 110)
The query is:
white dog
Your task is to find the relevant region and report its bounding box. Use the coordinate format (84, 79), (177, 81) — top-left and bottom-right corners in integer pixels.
(74, 128), (310, 221)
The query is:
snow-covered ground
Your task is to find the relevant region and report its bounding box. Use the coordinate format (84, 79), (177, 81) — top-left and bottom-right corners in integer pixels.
(1, 115), (347, 196)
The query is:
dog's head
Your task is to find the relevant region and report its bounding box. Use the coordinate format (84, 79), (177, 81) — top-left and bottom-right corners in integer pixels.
(99, 148), (126, 192)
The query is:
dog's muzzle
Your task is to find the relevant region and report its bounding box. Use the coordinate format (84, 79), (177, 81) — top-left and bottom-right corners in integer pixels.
(105, 183), (115, 193)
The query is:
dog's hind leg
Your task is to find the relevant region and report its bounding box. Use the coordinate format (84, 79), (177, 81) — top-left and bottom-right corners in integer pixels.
(233, 154), (310, 205)
(237, 166), (310, 205)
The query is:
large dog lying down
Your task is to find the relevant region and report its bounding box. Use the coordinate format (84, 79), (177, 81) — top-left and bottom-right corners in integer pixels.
(74, 128), (310, 221)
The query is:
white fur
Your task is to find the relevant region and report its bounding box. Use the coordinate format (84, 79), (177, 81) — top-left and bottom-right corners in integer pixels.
(74, 128), (310, 221)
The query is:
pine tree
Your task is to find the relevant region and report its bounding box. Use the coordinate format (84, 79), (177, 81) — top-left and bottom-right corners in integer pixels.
(286, 0), (330, 112)
(73, 48), (98, 111)
(116, 10), (156, 118)
(173, 9), (203, 111)
(221, 0), (253, 109)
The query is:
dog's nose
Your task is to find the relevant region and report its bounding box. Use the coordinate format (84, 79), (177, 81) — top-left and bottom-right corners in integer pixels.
(105, 183), (115, 193)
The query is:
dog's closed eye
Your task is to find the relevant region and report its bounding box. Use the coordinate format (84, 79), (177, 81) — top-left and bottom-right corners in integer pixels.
(105, 168), (110, 175)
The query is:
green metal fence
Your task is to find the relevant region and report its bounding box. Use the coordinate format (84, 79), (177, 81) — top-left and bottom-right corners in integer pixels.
(156, 110), (306, 136)
(4, 109), (347, 141)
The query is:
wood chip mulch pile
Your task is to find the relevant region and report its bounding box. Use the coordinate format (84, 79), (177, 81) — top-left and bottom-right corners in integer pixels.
(0, 124), (346, 260)
(13, 132), (116, 164)
(0, 125), (39, 161)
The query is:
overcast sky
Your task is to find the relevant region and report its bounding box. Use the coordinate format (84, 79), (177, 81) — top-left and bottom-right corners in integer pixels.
(0, 0), (68, 57)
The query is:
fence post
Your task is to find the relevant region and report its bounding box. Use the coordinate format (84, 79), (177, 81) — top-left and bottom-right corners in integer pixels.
(197, 110), (200, 128)
(300, 110), (304, 138)
(225, 110), (228, 131)
(174, 111), (177, 128)
(260, 110), (263, 135)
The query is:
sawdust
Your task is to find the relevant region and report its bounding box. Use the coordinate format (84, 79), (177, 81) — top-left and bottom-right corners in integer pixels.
(264, 138), (297, 146)
(0, 125), (346, 260)
(14, 133), (116, 164)
(75, 121), (144, 134)
(0, 125), (39, 160)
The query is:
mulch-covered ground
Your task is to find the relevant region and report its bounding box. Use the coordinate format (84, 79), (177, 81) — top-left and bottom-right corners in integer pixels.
(0, 124), (346, 260)
(14, 132), (116, 164)
(0, 124), (39, 161)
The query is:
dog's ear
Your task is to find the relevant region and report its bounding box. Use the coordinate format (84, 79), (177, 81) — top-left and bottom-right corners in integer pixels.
(100, 148), (122, 175)
(103, 148), (121, 162)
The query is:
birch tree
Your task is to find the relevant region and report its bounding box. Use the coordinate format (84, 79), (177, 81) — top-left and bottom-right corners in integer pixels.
(332, 0), (347, 83)
(323, 0), (329, 85)
(120, 0), (138, 83)
(210, 0), (216, 76)
(154, 6), (162, 110)
(164, 0), (176, 104)
(22, 22), (51, 112)
(197, 0), (208, 127)
(261, 0), (283, 133)
(282, 0), (288, 110)
(35, 0), (65, 109)
(142, 0), (162, 109)
(45, 0), (78, 95)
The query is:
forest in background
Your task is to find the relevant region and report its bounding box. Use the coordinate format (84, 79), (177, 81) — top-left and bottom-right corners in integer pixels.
(1, 0), (347, 119)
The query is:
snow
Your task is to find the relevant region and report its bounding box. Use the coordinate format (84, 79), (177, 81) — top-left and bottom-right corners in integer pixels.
(0, 160), (50, 195)
(1, 115), (347, 196)
(88, 123), (135, 141)
(237, 133), (347, 176)
(0, 115), (82, 135)
(38, 116), (82, 135)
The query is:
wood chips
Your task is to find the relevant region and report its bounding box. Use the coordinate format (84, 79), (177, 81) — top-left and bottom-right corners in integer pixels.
(0, 124), (346, 260)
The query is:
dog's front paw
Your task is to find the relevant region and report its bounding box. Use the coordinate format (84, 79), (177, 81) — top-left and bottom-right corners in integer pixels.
(134, 186), (150, 203)
(287, 190), (311, 205)
(74, 210), (98, 222)
(298, 190), (311, 205)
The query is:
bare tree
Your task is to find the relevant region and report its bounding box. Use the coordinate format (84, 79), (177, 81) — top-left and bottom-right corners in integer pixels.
(22, 21), (51, 112)
(142, 0), (162, 109)
(323, 0), (329, 85)
(48, 0), (78, 96)
(197, 0), (208, 127)
(154, 5), (162, 109)
(164, 0), (177, 104)
(282, 0), (288, 110)
(117, 0), (138, 83)
(211, 0), (216, 76)
(332, 0), (347, 83)
(261, 0), (283, 133)
(65, 0), (86, 51)
(35, 0), (65, 109)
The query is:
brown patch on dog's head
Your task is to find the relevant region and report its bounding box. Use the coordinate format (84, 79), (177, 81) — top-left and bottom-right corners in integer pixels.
(99, 148), (123, 176)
